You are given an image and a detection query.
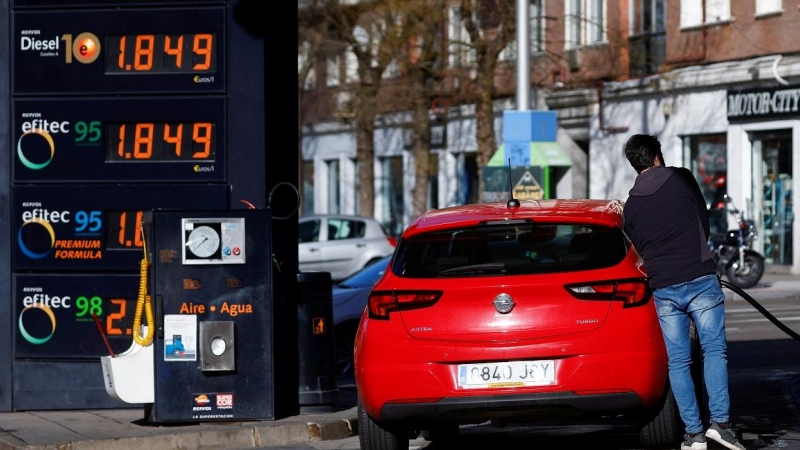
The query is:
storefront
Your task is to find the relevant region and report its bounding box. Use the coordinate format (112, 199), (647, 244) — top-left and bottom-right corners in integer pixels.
(589, 58), (800, 274)
(727, 85), (799, 269)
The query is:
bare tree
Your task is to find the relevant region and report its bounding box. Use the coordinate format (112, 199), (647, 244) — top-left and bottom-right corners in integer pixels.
(324, 0), (402, 217)
(456, 0), (516, 203)
(299, 1), (332, 215)
(394, 0), (445, 219)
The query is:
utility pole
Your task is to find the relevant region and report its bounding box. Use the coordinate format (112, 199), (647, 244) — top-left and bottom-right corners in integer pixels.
(516, 0), (529, 110)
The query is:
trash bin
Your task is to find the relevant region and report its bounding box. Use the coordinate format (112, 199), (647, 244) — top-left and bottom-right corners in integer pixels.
(296, 272), (339, 413)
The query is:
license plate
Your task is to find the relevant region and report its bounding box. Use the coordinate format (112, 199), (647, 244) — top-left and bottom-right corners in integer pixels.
(457, 360), (555, 389)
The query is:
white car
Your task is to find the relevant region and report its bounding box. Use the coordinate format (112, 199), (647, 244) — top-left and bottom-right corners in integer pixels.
(298, 214), (397, 281)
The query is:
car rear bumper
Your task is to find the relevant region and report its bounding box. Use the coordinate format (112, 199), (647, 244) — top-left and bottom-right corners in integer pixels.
(380, 391), (643, 422)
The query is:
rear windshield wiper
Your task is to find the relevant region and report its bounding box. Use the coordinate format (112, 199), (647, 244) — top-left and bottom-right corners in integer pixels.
(438, 263), (507, 276)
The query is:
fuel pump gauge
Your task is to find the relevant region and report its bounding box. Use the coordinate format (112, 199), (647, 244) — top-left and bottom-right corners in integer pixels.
(181, 218), (245, 265)
(186, 226), (220, 258)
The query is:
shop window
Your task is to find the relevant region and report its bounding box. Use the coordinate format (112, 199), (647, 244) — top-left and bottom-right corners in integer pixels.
(684, 134), (727, 234)
(301, 161), (314, 214)
(380, 156), (404, 237)
(327, 159), (340, 214)
(428, 152), (439, 210)
(457, 153), (479, 205)
(751, 131), (793, 265)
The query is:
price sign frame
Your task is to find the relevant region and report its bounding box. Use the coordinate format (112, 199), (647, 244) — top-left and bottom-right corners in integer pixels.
(14, 274), (140, 359)
(13, 97), (226, 182)
(13, 184), (229, 271)
(13, 7), (225, 94)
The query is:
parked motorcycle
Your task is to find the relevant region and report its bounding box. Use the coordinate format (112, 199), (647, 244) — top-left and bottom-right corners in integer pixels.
(707, 195), (765, 289)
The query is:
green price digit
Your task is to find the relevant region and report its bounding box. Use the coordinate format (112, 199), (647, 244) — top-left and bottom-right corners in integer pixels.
(75, 296), (103, 317)
(74, 121), (102, 143)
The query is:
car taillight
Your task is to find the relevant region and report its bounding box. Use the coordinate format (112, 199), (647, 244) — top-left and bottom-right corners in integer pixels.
(387, 236), (398, 247)
(565, 278), (651, 308)
(367, 290), (442, 320)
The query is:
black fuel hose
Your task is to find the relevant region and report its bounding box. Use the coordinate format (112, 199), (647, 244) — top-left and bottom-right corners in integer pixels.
(720, 279), (800, 342)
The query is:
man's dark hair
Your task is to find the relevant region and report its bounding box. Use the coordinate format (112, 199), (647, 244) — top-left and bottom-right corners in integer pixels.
(624, 134), (663, 173)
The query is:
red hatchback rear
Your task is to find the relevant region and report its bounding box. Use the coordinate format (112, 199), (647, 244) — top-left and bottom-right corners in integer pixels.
(355, 199), (681, 449)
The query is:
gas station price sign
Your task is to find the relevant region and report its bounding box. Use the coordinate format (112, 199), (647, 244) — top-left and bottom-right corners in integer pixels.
(13, 97), (225, 182)
(14, 0), (224, 7)
(14, 274), (140, 359)
(13, 184), (229, 271)
(13, 7), (224, 94)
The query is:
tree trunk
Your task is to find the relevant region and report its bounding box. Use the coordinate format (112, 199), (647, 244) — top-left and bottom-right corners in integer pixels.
(355, 108), (376, 217)
(474, 56), (497, 204)
(409, 70), (431, 219)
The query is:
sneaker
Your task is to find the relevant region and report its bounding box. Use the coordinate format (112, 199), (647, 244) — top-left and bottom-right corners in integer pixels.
(705, 422), (746, 450)
(682, 432), (708, 450)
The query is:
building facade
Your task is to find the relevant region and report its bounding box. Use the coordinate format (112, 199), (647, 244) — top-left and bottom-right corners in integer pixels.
(300, 0), (800, 272)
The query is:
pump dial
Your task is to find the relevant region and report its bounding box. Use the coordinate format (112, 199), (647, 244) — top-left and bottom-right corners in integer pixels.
(186, 225), (221, 258)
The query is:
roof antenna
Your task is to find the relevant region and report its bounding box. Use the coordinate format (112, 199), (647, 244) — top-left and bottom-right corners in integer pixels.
(506, 157), (520, 210)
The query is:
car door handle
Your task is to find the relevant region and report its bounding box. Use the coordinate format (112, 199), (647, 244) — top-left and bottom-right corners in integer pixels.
(356, 243), (366, 248)
(309, 247), (320, 252)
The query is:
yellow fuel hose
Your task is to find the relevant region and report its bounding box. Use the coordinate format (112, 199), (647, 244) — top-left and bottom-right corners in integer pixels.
(132, 228), (154, 346)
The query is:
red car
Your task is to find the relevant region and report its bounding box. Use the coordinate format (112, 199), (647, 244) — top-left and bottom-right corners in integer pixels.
(355, 199), (682, 449)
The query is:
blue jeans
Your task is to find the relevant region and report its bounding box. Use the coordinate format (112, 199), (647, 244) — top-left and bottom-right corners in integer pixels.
(652, 273), (729, 435)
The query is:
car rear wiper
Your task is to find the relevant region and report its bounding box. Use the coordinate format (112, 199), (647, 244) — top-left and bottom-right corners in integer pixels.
(438, 263), (507, 276)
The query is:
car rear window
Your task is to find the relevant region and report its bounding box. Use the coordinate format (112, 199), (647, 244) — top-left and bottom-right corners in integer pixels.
(391, 223), (628, 278)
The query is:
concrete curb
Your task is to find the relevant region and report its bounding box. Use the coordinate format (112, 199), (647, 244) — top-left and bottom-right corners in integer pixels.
(0, 408), (359, 450)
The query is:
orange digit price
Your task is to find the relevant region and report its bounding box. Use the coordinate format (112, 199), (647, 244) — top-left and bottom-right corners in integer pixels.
(106, 299), (128, 336)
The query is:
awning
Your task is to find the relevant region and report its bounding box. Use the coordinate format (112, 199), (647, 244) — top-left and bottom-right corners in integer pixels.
(488, 141), (572, 167)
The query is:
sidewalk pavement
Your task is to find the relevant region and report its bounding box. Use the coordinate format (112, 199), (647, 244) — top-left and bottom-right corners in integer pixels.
(0, 272), (796, 450)
(0, 406), (359, 450)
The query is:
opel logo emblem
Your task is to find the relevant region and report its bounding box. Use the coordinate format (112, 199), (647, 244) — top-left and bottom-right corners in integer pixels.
(493, 293), (515, 314)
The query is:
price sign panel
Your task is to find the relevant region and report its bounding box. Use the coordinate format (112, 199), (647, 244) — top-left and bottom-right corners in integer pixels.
(14, 274), (140, 358)
(13, 7), (224, 94)
(13, 184), (229, 271)
(14, 0), (224, 8)
(13, 97), (225, 182)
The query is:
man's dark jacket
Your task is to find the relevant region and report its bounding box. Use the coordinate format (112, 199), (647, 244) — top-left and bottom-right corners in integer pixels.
(622, 166), (716, 289)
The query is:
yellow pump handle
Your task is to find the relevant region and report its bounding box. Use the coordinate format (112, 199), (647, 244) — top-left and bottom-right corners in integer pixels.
(132, 228), (154, 346)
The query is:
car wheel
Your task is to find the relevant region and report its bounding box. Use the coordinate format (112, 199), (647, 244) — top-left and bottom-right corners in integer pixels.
(358, 400), (409, 450)
(638, 387), (682, 448)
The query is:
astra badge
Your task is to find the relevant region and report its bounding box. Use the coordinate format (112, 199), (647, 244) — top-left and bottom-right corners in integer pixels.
(493, 293), (515, 314)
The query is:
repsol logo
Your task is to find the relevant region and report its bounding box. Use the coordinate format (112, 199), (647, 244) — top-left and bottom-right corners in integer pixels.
(20, 36), (59, 51)
(192, 406), (212, 411)
(22, 287), (43, 293)
(21, 119), (70, 134)
(21, 30), (41, 36)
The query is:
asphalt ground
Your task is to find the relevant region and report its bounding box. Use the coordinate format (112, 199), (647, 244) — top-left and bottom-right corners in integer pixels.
(0, 272), (796, 450)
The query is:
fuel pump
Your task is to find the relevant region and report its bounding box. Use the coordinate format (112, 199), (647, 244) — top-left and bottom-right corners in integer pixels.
(144, 209), (277, 422)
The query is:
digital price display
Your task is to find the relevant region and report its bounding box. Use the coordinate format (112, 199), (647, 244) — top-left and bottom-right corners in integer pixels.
(106, 122), (214, 162)
(13, 97), (225, 182)
(106, 33), (216, 74)
(13, 8), (224, 93)
(13, 184), (229, 271)
(14, 274), (140, 359)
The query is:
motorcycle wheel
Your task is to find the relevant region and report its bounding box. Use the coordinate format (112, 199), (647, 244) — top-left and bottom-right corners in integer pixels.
(726, 253), (765, 289)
